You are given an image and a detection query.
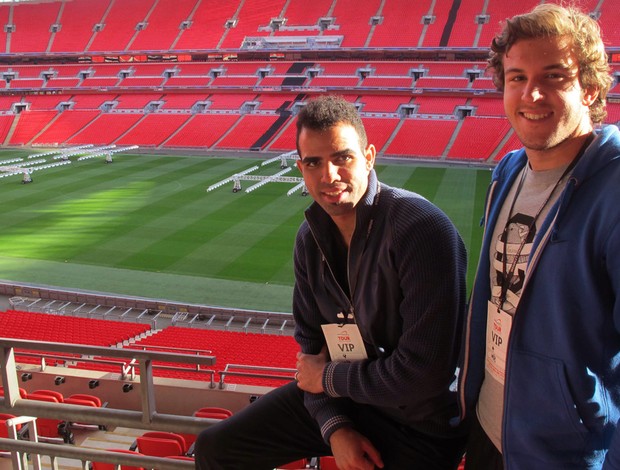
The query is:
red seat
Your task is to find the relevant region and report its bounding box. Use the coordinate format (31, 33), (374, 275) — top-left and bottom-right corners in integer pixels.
(0, 413), (20, 430)
(136, 431), (187, 457)
(91, 449), (145, 470)
(193, 410), (232, 420)
(65, 396), (99, 407)
(320, 456), (339, 469)
(0, 386), (28, 399)
(26, 393), (74, 443)
(31, 389), (64, 402)
(194, 406), (233, 418)
(0, 413), (23, 452)
(64, 395), (106, 431)
(279, 458), (309, 469)
(182, 408), (232, 448)
(68, 393), (102, 407)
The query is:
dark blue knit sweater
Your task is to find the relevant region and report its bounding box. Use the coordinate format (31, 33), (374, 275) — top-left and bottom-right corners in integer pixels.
(293, 169), (467, 443)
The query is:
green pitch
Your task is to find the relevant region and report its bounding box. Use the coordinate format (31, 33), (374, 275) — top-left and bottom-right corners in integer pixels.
(0, 149), (490, 312)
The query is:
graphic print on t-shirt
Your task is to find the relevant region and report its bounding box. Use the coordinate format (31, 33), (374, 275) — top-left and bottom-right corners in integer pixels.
(492, 212), (536, 313)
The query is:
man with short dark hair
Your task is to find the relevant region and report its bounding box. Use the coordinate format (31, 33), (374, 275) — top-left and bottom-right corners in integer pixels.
(195, 95), (468, 470)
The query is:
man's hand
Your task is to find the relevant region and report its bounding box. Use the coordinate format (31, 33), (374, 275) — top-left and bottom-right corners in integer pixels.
(329, 427), (384, 470)
(295, 348), (328, 393)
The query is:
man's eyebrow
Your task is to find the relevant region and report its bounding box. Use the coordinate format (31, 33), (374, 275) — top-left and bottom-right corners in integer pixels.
(331, 148), (356, 157)
(505, 63), (571, 75)
(300, 149), (356, 163)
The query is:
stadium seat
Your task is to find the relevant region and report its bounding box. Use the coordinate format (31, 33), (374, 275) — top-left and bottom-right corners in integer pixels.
(319, 456), (339, 469)
(68, 393), (103, 407)
(194, 406), (233, 418)
(64, 394), (107, 431)
(133, 431), (187, 457)
(31, 389), (64, 402)
(181, 407), (233, 449)
(91, 448), (145, 470)
(26, 392), (74, 444)
(193, 410), (232, 420)
(279, 458), (310, 469)
(0, 386), (28, 399)
(0, 413), (24, 452)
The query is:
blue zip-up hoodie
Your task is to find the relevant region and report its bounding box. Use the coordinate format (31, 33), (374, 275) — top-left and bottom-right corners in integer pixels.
(459, 125), (620, 469)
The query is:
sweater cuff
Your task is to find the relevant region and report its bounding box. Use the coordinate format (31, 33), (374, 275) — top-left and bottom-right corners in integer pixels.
(323, 361), (351, 398)
(320, 415), (354, 444)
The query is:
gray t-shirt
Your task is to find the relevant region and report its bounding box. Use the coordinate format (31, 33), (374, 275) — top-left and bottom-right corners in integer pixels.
(478, 162), (570, 451)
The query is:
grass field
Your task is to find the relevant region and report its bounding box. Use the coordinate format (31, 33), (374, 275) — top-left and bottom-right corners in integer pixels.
(0, 149), (490, 312)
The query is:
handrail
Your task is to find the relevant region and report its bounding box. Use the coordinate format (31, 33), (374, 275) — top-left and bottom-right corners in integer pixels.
(0, 437), (194, 469)
(136, 344), (213, 354)
(220, 363), (296, 389)
(1, 337), (216, 432)
(0, 337), (221, 468)
(17, 349), (217, 381)
(0, 397), (221, 435)
(1, 337), (215, 365)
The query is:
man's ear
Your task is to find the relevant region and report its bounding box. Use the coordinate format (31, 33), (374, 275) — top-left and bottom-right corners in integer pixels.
(296, 159), (303, 173)
(365, 144), (376, 170)
(582, 85), (599, 107)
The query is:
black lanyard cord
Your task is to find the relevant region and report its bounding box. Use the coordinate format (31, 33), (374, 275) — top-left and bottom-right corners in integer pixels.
(498, 135), (592, 309)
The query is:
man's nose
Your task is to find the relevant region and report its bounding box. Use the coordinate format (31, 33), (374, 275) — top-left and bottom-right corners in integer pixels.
(523, 81), (544, 102)
(322, 161), (340, 183)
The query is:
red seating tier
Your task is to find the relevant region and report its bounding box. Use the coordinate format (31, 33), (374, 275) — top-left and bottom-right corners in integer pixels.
(477, 0), (541, 49)
(368, 0), (427, 48)
(0, 115), (15, 144)
(419, 0), (454, 47)
(116, 114), (191, 147)
(361, 96), (411, 113)
(173, 0), (239, 51)
(208, 93), (258, 110)
(447, 116), (512, 161)
(91, 449), (145, 470)
(363, 118), (400, 153)
(277, 0), (332, 28)
(321, 0), (381, 48)
(362, 77), (413, 88)
(125, 326), (299, 386)
(71, 94), (119, 109)
(50, 0), (112, 53)
(164, 114), (241, 148)
(386, 119), (458, 158)
(87, 0), (154, 52)
(33, 110), (100, 146)
(218, 0), (286, 50)
(68, 114), (143, 145)
(9, 2), (61, 53)
(445, 0), (486, 47)
(414, 96), (468, 115)
(309, 76), (360, 87)
(0, 310), (149, 347)
(128, 0), (197, 52)
(215, 114), (281, 150)
(8, 111), (58, 145)
(494, 131), (522, 161)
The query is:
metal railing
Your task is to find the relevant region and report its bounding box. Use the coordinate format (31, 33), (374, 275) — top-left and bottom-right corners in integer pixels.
(220, 363), (296, 389)
(0, 337), (217, 469)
